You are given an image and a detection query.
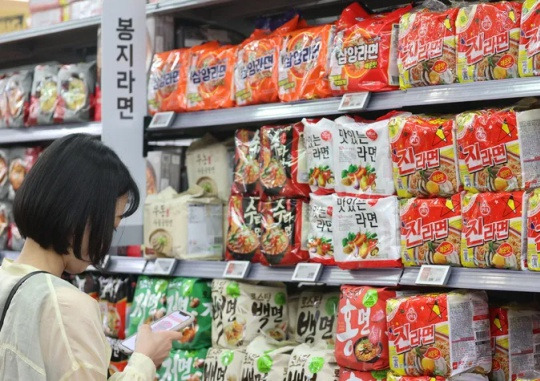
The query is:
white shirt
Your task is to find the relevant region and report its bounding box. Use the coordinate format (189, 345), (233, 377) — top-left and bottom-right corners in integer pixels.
(0, 259), (156, 380)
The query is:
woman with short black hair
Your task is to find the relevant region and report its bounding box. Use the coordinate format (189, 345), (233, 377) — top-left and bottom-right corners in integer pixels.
(0, 134), (179, 380)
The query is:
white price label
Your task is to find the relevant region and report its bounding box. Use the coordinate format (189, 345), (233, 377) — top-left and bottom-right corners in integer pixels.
(148, 111), (175, 129)
(415, 265), (452, 286)
(338, 92), (371, 111)
(223, 261), (251, 279)
(152, 258), (177, 276)
(292, 263), (323, 282)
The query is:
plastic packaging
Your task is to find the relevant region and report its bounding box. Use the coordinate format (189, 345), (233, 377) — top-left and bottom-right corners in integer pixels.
(28, 64), (60, 125)
(225, 195), (261, 262)
(54, 62), (96, 123)
(308, 194), (335, 265)
(147, 49), (187, 114)
(303, 118), (336, 195)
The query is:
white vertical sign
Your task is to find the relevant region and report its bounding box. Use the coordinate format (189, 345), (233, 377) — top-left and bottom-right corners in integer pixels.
(101, 0), (146, 244)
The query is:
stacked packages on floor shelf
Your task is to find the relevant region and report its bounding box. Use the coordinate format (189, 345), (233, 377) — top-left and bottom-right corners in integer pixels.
(148, 0), (540, 115)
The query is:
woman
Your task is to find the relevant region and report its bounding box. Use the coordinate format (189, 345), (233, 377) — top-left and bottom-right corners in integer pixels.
(0, 134), (181, 380)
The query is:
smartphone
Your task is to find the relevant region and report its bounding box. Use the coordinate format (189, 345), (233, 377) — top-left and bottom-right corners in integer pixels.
(120, 310), (195, 354)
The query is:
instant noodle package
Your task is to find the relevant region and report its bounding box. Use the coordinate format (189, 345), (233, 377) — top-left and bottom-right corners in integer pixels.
(489, 306), (540, 381)
(389, 114), (459, 198)
(225, 195), (261, 262)
(28, 64), (59, 125)
(157, 348), (207, 381)
(456, 2), (521, 82)
(336, 286), (396, 371)
(303, 118), (336, 195)
(286, 343), (340, 381)
(307, 194), (335, 265)
(340, 369), (389, 381)
(211, 280), (288, 348)
(294, 290), (339, 348)
(5, 70), (32, 128)
(127, 276), (168, 336)
(387, 290), (491, 377)
(204, 347), (246, 381)
(53, 62), (95, 123)
(147, 49), (187, 114)
(98, 276), (133, 340)
(334, 116), (396, 196)
(0, 76), (8, 128)
(232, 129), (261, 196)
(8, 147), (41, 200)
(461, 191), (526, 270)
(332, 195), (401, 269)
(240, 336), (295, 381)
(519, 0), (540, 77)
(528, 188), (540, 270)
(398, 7), (458, 88)
(259, 123), (310, 198)
(386, 376), (488, 381)
(400, 195), (462, 267)
(330, 4), (408, 94)
(278, 24), (335, 102)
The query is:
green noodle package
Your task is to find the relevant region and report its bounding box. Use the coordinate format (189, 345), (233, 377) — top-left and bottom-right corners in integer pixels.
(127, 276), (168, 336)
(166, 277), (212, 350)
(156, 348), (207, 381)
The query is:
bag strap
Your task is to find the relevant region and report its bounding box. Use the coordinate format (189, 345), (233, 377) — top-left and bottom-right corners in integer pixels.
(0, 270), (48, 332)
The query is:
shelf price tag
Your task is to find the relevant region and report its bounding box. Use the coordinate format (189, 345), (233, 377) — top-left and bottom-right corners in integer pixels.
(223, 261), (251, 279)
(415, 265), (451, 286)
(338, 92), (371, 112)
(292, 263), (323, 283)
(152, 258), (177, 276)
(148, 111), (175, 129)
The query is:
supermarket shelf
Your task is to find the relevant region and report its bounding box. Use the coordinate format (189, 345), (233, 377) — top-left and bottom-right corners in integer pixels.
(0, 123), (101, 144)
(321, 267), (403, 286)
(400, 267), (540, 293)
(106, 256), (147, 274)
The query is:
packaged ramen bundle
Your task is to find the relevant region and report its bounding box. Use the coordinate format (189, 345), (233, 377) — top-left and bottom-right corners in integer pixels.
(166, 277), (212, 350)
(303, 118), (336, 195)
(336, 286), (396, 371)
(461, 191), (526, 270)
(387, 290), (491, 377)
(398, 7), (458, 89)
(294, 290), (339, 348)
(386, 376), (444, 381)
(204, 347), (245, 381)
(0, 76), (8, 128)
(308, 194), (335, 265)
(333, 117), (396, 196)
(157, 348), (207, 381)
(332, 195), (401, 269)
(226, 195), (261, 262)
(186, 43), (236, 111)
(147, 49), (187, 114)
(5, 70), (33, 127)
(286, 344), (340, 381)
(389, 114), (458, 198)
(0, 149), (9, 200)
(456, 2), (521, 82)
(330, 4), (409, 94)
(54, 62), (96, 123)
(278, 24), (335, 102)
(400, 195), (462, 267)
(8, 147), (41, 200)
(260, 123), (310, 198)
(211, 280), (288, 348)
(489, 307), (540, 381)
(0, 202), (11, 250)
(28, 64), (59, 125)
(528, 188), (540, 270)
(519, 0), (540, 77)
(73, 273), (100, 300)
(127, 276), (168, 336)
(340, 369), (389, 381)
(232, 129), (261, 196)
(240, 336), (295, 381)
(259, 198), (309, 266)
(108, 338), (129, 375)
(98, 276), (132, 340)
(457, 108), (540, 192)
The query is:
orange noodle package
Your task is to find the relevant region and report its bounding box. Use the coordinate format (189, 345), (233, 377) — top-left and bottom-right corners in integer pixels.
(232, 129), (261, 196)
(389, 114), (459, 198)
(336, 286), (396, 371)
(147, 49), (187, 114)
(259, 123), (310, 198)
(186, 42), (235, 111)
(225, 195), (261, 262)
(387, 290), (491, 377)
(303, 118), (337, 195)
(340, 369), (390, 381)
(330, 4), (410, 94)
(398, 6), (458, 88)
(278, 24), (335, 102)
(332, 195), (401, 269)
(461, 191), (526, 270)
(400, 195), (462, 267)
(519, 0), (540, 77)
(456, 2), (521, 82)
(259, 198), (309, 266)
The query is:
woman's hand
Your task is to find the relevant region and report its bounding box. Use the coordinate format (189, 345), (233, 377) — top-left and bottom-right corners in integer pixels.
(134, 324), (183, 367)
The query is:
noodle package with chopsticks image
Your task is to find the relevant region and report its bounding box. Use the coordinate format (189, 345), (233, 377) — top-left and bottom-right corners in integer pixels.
(225, 195), (261, 263)
(232, 129), (262, 196)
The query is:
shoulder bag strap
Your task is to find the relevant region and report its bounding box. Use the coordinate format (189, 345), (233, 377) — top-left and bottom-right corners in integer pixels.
(0, 270), (48, 332)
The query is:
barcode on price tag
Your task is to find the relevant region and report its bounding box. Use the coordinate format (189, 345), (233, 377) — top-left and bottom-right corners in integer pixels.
(415, 265), (451, 286)
(223, 261), (251, 279)
(338, 92), (371, 112)
(148, 111), (175, 129)
(153, 258), (177, 276)
(292, 263), (323, 282)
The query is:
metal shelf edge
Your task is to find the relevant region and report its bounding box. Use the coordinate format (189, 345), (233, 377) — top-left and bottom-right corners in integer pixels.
(0, 123), (102, 144)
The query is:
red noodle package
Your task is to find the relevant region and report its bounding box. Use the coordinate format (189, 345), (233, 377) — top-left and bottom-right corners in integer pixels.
(340, 369), (389, 380)
(225, 195), (261, 262)
(303, 118), (336, 195)
(336, 286), (396, 371)
(5, 70), (33, 128)
(330, 4), (410, 94)
(528, 188), (540, 271)
(232, 129), (261, 196)
(278, 24), (335, 102)
(259, 198), (309, 266)
(386, 376), (445, 381)
(259, 123), (310, 198)
(147, 49), (187, 114)
(519, 0), (540, 77)
(308, 194), (335, 265)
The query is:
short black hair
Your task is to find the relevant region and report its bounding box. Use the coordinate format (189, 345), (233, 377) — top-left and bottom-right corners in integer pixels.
(14, 134), (140, 265)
